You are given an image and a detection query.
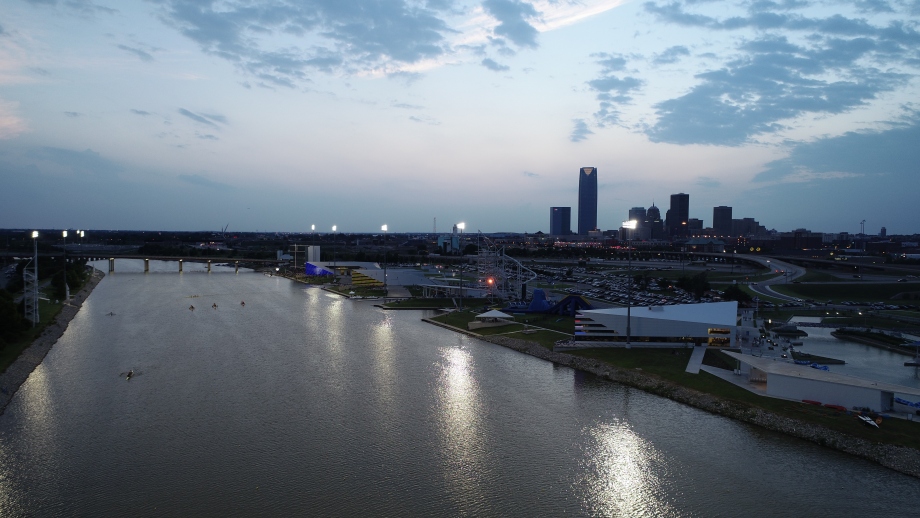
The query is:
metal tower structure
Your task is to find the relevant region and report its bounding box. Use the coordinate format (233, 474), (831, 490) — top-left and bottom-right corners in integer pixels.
(476, 233), (537, 301)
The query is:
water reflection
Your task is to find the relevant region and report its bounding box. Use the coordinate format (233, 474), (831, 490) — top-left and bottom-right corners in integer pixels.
(577, 421), (679, 517)
(435, 344), (488, 505)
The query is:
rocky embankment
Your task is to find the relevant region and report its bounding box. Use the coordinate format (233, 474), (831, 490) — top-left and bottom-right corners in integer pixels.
(0, 268), (105, 416)
(424, 319), (920, 479)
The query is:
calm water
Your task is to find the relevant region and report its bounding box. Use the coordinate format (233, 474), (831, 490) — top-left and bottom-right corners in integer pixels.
(790, 316), (920, 389)
(1, 263), (919, 516)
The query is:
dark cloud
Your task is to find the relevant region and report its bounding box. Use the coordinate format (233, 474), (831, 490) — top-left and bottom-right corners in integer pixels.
(636, 2), (918, 145)
(130, 109), (151, 116)
(569, 119), (593, 142)
(853, 0), (894, 14)
(482, 0), (540, 49)
(197, 134), (219, 140)
(25, 0), (117, 15)
(408, 115), (440, 125)
(178, 173), (233, 190)
(117, 44), (154, 62)
(391, 102), (423, 109)
(586, 53), (643, 126)
(64, 111), (81, 118)
(27, 146), (122, 177)
(481, 57), (509, 71)
(155, 0), (451, 87)
(177, 108), (226, 128)
(521, 170), (538, 178)
(653, 45), (690, 65)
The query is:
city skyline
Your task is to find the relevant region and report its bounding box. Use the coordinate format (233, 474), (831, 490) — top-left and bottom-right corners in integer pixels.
(1, 1), (919, 234)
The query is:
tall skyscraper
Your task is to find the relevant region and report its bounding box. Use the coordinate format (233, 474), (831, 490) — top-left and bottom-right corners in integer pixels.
(669, 193), (689, 237)
(628, 207), (647, 226)
(713, 206), (732, 237)
(647, 203), (664, 239)
(550, 207), (571, 235)
(578, 167), (598, 235)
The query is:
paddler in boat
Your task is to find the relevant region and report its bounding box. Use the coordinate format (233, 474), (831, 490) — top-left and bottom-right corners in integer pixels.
(126, 370), (134, 380)
(240, 301), (245, 307)
(189, 305), (195, 311)
(212, 303), (218, 309)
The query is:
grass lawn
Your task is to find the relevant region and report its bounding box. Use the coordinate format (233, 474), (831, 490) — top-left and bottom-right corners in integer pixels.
(566, 347), (920, 449)
(793, 271), (851, 283)
(1, 299), (64, 375)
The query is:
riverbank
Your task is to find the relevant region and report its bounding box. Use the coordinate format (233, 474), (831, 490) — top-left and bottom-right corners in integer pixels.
(424, 318), (920, 479)
(831, 330), (915, 356)
(0, 268), (104, 416)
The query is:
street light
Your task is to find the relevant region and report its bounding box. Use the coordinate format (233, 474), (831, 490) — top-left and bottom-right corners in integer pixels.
(457, 222), (465, 310)
(622, 220), (637, 348)
(311, 224), (316, 266)
(381, 224), (388, 295)
(30, 231), (39, 326)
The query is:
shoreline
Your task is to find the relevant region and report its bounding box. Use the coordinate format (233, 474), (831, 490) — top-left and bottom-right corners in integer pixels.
(0, 268), (105, 416)
(423, 318), (920, 479)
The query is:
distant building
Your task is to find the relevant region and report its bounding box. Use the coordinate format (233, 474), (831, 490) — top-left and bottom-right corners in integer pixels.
(628, 207), (647, 226)
(880, 227), (887, 237)
(550, 207), (572, 236)
(646, 203), (665, 240)
(669, 193), (689, 238)
(578, 167), (598, 235)
(713, 206), (732, 237)
(688, 218), (703, 232)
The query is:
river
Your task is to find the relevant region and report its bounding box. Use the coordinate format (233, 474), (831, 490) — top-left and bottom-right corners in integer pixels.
(1, 262), (918, 516)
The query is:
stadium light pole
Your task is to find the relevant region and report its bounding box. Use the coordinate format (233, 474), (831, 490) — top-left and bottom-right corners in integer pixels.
(622, 220), (637, 348)
(62, 230), (69, 301)
(31, 231), (39, 326)
(457, 222), (465, 311)
(381, 224), (388, 296)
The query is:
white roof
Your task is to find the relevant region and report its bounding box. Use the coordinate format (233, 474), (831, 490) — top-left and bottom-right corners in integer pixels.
(725, 351), (920, 396)
(475, 310), (514, 319)
(580, 301), (738, 327)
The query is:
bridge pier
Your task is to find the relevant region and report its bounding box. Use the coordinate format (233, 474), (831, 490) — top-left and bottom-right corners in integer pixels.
(108, 258), (115, 273)
(207, 260), (211, 273)
(144, 259), (149, 273)
(179, 260), (183, 273)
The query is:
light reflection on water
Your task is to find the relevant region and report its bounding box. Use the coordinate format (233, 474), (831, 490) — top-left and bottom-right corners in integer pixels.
(577, 420), (679, 518)
(1, 263), (919, 516)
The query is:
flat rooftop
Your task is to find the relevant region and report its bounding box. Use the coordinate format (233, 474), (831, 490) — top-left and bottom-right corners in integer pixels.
(725, 351), (920, 397)
(580, 301), (738, 327)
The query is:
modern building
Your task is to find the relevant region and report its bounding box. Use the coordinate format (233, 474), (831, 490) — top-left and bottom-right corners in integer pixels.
(669, 193), (690, 238)
(571, 301), (738, 347)
(550, 207), (572, 236)
(713, 206), (732, 237)
(578, 167), (598, 235)
(725, 352), (920, 414)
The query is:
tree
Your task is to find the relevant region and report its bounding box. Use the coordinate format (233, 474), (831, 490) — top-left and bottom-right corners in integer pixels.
(722, 284), (752, 303)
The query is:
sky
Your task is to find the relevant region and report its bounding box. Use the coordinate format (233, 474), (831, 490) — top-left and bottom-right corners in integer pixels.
(1, 0), (919, 235)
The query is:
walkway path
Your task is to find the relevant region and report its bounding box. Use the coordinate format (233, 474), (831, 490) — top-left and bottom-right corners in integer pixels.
(685, 346), (707, 373)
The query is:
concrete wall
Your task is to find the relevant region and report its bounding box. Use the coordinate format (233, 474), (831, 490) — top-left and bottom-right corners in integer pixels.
(767, 374), (885, 411)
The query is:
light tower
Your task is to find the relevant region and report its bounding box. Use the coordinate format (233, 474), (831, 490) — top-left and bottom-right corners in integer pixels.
(23, 231), (40, 326)
(381, 224), (388, 295)
(457, 222), (465, 310)
(622, 220), (637, 348)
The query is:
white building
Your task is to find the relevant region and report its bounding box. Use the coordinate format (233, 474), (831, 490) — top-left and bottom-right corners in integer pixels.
(572, 301), (738, 348)
(725, 352), (920, 414)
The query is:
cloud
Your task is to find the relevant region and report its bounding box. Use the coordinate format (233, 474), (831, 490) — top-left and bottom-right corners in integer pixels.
(392, 102), (424, 109)
(522, 170), (539, 178)
(653, 45), (690, 65)
(197, 133), (219, 140)
(481, 57), (510, 71)
(117, 44), (154, 62)
(64, 111), (81, 118)
(28, 146), (122, 177)
(408, 115), (440, 125)
(0, 99), (27, 139)
(177, 108), (226, 128)
(586, 53), (643, 126)
(24, 0), (117, 16)
(482, 0), (541, 49)
(636, 1), (920, 145)
(178, 173), (233, 190)
(130, 109), (151, 116)
(155, 0), (453, 86)
(569, 118), (594, 142)
(694, 176), (720, 188)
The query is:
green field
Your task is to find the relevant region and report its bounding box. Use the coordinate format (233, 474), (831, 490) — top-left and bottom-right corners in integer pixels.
(1, 299), (64, 374)
(771, 283), (920, 302)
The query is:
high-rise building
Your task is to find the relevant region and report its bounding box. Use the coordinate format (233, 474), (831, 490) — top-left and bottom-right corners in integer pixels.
(646, 203), (665, 239)
(669, 193), (689, 237)
(550, 207), (571, 235)
(578, 167), (598, 235)
(713, 206), (732, 237)
(628, 207), (647, 226)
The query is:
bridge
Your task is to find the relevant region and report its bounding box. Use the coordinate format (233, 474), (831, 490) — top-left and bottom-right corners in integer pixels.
(0, 251), (284, 273)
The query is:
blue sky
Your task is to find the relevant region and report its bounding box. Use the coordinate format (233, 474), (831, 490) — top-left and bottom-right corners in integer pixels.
(1, 0), (918, 235)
